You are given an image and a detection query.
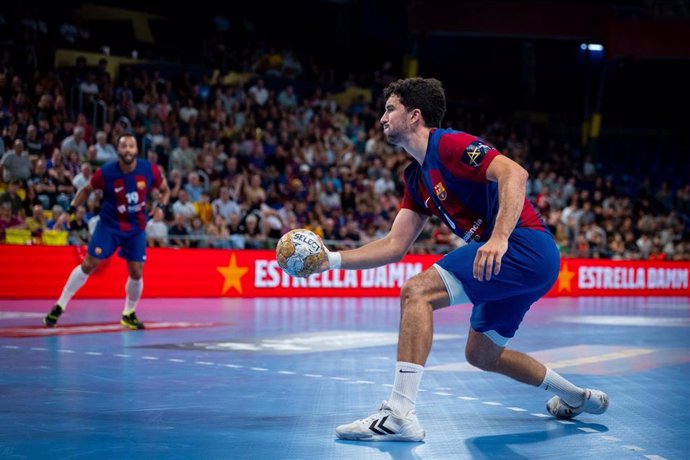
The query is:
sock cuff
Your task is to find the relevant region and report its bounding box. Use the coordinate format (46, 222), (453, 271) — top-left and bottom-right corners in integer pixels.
(127, 277), (143, 285)
(396, 361), (425, 372)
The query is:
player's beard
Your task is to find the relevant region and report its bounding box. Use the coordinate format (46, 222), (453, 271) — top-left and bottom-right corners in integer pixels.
(118, 153), (136, 165)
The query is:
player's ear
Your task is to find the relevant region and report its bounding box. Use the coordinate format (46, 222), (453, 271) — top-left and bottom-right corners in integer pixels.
(409, 108), (422, 124)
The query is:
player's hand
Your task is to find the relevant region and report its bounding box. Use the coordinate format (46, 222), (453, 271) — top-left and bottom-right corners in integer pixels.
(473, 236), (508, 281)
(149, 203), (165, 217)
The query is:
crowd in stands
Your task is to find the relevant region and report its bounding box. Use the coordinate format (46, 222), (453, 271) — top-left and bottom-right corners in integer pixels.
(0, 7), (688, 260)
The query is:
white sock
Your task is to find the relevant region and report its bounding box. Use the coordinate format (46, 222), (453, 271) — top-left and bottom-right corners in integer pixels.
(540, 368), (585, 406)
(123, 277), (143, 315)
(57, 266), (90, 309)
(388, 361), (424, 416)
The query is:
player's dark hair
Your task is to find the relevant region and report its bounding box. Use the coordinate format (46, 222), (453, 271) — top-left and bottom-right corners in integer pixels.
(383, 77), (446, 128)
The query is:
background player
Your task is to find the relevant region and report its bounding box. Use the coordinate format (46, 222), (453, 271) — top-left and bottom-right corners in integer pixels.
(315, 78), (608, 441)
(44, 133), (170, 330)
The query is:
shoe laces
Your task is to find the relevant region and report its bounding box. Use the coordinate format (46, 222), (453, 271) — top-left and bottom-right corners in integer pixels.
(358, 401), (393, 424)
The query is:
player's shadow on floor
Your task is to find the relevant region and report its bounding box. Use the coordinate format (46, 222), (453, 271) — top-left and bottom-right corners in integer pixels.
(335, 439), (424, 460)
(464, 420), (608, 459)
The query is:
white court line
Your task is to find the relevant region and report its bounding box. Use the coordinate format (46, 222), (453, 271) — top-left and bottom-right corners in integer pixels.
(577, 427), (599, 433)
(600, 435), (621, 442)
(12, 345), (663, 458)
(545, 348), (656, 369)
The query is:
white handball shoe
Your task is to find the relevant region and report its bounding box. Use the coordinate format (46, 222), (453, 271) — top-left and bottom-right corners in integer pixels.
(547, 389), (609, 419)
(335, 400), (426, 442)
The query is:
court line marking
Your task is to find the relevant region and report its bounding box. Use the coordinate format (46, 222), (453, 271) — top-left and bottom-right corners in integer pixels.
(545, 348), (656, 369)
(1, 344), (670, 460)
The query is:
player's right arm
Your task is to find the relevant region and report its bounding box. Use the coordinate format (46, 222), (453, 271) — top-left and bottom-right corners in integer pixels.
(70, 168), (103, 210)
(69, 182), (94, 209)
(329, 208), (428, 270)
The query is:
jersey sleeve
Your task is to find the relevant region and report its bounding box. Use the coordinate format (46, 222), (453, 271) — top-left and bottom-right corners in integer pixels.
(90, 168), (105, 190)
(438, 132), (501, 182)
(401, 183), (431, 215)
(151, 163), (163, 188)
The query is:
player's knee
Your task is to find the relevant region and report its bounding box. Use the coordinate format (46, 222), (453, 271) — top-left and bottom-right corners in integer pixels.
(400, 275), (429, 309)
(465, 345), (499, 372)
(81, 257), (100, 274)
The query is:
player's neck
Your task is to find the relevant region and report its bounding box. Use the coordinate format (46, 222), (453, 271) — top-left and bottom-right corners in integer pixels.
(118, 160), (137, 174)
(405, 127), (432, 165)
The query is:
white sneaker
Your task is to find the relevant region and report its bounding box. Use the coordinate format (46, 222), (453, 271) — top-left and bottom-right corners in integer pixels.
(335, 400), (426, 442)
(547, 389), (609, 419)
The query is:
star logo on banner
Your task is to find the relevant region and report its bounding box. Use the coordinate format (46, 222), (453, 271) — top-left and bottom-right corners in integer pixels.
(557, 262), (576, 293)
(217, 253), (248, 295)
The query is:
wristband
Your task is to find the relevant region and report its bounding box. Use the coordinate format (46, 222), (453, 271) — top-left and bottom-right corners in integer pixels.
(327, 251), (342, 270)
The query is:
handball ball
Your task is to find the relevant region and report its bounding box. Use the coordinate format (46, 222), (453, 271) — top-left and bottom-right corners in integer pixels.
(276, 229), (327, 277)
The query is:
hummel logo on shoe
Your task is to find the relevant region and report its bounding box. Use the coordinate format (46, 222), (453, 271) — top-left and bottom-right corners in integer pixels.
(369, 415), (395, 435)
(335, 400), (425, 442)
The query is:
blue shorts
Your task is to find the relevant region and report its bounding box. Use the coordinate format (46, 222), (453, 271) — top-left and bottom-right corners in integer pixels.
(88, 222), (147, 262)
(436, 228), (560, 344)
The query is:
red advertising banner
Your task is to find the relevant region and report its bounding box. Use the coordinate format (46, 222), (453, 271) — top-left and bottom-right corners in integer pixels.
(0, 245), (688, 298)
(546, 259), (689, 297)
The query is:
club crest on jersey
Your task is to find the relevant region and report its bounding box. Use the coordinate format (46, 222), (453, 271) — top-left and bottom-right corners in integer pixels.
(462, 141), (493, 168)
(434, 182), (447, 201)
(137, 180), (146, 190)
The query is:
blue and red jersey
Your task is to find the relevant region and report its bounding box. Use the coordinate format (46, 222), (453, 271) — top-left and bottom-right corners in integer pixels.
(401, 128), (546, 243)
(90, 160), (162, 232)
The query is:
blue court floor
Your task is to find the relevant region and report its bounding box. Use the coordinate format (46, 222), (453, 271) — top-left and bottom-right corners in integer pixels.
(0, 296), (688, 459)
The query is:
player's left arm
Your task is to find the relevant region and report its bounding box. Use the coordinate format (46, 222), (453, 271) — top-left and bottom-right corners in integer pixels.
(475, 155), (528, 281)
(151, 164), (170, 206)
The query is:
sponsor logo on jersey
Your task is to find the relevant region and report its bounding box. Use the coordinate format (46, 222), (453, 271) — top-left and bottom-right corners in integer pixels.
(462, 140), (493, 168)
(433, 182), (447, 201)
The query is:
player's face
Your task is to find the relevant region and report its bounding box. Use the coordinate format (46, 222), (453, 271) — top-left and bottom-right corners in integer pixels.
(380, 95), (409, 144)
(117, 136), (138, 165)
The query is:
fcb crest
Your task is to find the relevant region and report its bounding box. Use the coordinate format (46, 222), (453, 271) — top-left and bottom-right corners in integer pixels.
(434, 182), (447, 201)
(462, 140), (493, 168)
(137, 180), (146, 190)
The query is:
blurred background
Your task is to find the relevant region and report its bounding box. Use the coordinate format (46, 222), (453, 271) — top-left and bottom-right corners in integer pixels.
(1, 0), (688, 260)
